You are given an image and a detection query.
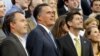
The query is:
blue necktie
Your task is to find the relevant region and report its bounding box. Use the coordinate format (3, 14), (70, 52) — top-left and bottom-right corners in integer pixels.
(49, 32), (57, 48)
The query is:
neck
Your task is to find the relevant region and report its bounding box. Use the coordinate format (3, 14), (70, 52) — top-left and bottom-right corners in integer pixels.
(12, 31), (26, 38)
(69, 28), (79, 37)
(92, 42), (99, 55)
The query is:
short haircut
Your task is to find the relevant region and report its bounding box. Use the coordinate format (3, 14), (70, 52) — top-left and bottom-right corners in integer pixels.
(65, 10), (82, 28)
(33, 3), (49, 21)
(91, 0), (100, 7)
(2, 11), (23, 35)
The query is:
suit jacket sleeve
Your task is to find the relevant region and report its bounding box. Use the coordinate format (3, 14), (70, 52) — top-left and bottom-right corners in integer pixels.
(1, 40), (19, 56)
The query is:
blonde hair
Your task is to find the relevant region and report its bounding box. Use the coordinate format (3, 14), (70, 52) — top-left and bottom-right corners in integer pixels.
(84, 17), (99, 29)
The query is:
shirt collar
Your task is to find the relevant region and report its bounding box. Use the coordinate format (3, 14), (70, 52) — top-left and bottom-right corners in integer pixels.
(39, 24), (50, 33)
(13, 33), (27, 41)
(68, 31), (80, 40)
(64, 5), (69, 11)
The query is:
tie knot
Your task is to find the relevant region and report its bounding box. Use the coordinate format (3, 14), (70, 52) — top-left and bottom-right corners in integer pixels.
(74, 37), (79, 41)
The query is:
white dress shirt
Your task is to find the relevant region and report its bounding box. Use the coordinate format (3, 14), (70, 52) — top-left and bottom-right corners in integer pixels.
(68, 31), (81, 46)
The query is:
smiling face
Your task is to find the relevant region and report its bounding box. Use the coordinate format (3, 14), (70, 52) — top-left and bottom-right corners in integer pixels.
(68, 14), (83, 30)
(65, 0), (79, 10)
(91, 1), (100, 13)
(89, 27), (100, 42)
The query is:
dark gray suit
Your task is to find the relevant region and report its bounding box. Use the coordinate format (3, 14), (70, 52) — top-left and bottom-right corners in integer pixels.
(1, 33), (27, 56)
(26, 25), (60, 56)
(57, 33), (93, 56)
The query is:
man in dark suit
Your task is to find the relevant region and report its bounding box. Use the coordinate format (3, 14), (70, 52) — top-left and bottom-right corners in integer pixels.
(58, 11), (93, 56)
(58, 0), (79, 16)
(1, 11), (29, 56)
(26, 3), (60, 56)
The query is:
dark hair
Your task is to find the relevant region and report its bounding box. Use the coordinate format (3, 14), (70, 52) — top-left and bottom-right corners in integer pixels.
(25, 0), (32, 18)
(51, 15), (67, 38)
(91, 0), (100, 7)
(11, 0), (16, 5)
(95, 14), (100, 30)
(65, 10), (82, 28)
(2, 11), (23, 36)
(33, 3), (49, 21)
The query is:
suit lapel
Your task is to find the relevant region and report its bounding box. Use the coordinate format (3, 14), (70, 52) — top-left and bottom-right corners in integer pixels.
(80, 37), (87, 56)
(9, 33), (27, 56)
(64, 34), (78, 56)
(37, 25), (56, 48)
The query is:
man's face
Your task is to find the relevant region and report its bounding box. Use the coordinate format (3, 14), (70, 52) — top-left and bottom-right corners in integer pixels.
(65, 0), (79, 10)
(68, 14), (83, 30)
(16, 0), (29, 10)
(38, 6), (55, 28)
(11, 13), (28, 35)
(0, 1), (5, 17)
(91, 1), (100, 13)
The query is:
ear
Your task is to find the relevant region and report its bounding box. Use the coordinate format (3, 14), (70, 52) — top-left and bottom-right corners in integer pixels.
(10, 22), (15, 29)
(67, 21), (72, 27)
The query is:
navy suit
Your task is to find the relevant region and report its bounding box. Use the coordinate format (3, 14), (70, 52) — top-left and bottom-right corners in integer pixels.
(26, 25), (60, 56)
(57, 33), (93, 56)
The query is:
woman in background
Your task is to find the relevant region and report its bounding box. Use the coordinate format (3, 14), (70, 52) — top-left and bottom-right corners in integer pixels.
(51, 15), (68, 39)
(85, 26), (100, 56)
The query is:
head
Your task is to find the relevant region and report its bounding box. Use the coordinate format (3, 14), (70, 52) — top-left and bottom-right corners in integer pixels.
(84, 17), (99, 29)
(91, 0), (100, 13)
(0, 0), (5, 17)
(85, 27), (100, 43)
(47, 0), (57, 9)
(52, 15), (68, 38)
(11, 0), (30, 10)
(3, 11), (28, 36)
(64, 0), (79, 10)
(66, 11), (83, 31)
(33, 3), (55, 28)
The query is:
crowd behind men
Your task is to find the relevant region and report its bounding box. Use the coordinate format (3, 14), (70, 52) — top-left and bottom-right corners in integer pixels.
(0, 0), (100, 56)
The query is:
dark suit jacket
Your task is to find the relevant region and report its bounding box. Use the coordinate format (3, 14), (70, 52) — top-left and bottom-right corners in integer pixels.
(57, 33), (93, 56)
(58, 6), (68, 16)
(26, 25), (60, 56)
(81, 0), (92, 16)
(1, 33), (27, 56)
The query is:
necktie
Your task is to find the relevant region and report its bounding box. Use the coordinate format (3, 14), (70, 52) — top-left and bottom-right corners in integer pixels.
(74, 37), (81, 56)
(49, 32), (57, 48)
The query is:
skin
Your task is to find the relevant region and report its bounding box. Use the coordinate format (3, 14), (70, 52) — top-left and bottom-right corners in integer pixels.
(0, 1), (5, 17)
(91, 1), (100, 13)
(11, 13), (28, 37)
(38, 6), (55, 28)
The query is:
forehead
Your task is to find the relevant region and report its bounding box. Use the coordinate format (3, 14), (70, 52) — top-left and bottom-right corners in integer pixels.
(93, 1), (100, 4)
(41, 6), (52, 12)
(14, 13), (25, 20)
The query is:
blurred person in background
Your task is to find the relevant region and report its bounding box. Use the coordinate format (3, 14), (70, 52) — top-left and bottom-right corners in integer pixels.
(51, 15), (68, 38)
(85, 26), (100, 56)
(0, 0), (6, 44)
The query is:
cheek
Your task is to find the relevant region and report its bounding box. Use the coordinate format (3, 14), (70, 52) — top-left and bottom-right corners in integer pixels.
(0, 9), (5, 16)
